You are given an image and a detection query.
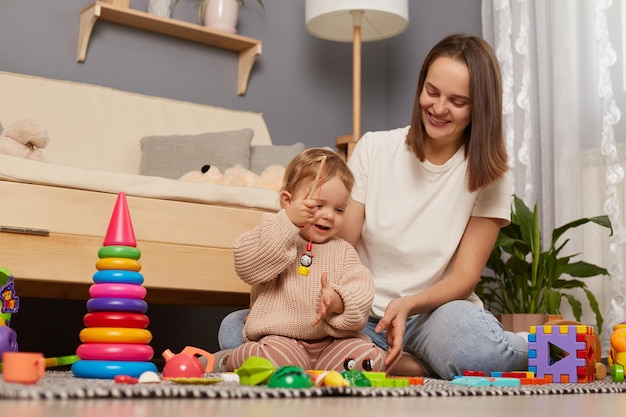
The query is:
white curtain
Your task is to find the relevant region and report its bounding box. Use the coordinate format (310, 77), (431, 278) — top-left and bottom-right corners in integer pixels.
(482, 0), (626, 355)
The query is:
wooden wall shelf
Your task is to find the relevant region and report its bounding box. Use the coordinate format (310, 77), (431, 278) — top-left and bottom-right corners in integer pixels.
(77, 1), (262, 95)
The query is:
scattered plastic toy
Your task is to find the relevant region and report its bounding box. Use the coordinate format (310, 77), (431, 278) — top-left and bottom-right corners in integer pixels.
(234, 356), (275, 386)
(267, 366), (314, 388)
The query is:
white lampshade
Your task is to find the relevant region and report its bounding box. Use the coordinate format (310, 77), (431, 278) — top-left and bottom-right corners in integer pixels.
(305, 0), (409, 42)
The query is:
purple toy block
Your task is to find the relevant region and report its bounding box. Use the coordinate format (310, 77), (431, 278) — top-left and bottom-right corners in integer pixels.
(528, 325), (587, 382)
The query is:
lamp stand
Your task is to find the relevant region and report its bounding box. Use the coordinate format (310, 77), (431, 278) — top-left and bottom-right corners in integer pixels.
(336, 10), (363, 161)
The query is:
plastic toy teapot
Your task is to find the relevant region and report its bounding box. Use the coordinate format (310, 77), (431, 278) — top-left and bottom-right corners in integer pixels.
(161, 346), (215, 379)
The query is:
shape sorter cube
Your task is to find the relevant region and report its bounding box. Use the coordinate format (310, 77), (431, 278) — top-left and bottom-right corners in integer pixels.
(528, 325), (597, 383)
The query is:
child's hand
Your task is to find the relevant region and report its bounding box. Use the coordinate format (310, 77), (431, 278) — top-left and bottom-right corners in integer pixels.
(311, 272), (344, 326)
(285, 188), (318, 228)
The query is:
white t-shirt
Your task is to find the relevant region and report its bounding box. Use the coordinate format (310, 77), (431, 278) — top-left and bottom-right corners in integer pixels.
(348, 126), (513, 317)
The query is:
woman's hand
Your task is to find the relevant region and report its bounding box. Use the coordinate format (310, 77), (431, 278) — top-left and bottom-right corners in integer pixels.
(375, 297), (411, 370)
(312, 272), (343, 326)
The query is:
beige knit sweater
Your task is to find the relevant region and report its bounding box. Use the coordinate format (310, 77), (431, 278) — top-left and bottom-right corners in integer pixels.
(232, 209), (375, 342)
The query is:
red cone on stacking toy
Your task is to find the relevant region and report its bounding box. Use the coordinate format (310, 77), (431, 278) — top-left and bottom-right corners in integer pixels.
(103, 193), (136, 247)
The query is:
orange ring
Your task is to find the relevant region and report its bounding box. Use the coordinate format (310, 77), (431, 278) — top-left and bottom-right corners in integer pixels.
(79, 327), (152, 344)
(95, 257), (142, 272)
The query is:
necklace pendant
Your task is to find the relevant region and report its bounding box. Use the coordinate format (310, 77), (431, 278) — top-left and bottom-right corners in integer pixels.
(298, 252), (313, 276)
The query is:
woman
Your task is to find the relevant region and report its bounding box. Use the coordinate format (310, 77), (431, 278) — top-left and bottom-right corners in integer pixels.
(218, 33), (528, 379)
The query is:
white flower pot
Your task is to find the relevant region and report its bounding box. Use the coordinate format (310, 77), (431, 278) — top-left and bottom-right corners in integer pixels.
(203, 0), (239, 33)
(148, 0), (172, 18)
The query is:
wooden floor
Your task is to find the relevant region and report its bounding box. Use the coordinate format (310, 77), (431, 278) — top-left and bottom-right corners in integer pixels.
(1, 393), (623, 417)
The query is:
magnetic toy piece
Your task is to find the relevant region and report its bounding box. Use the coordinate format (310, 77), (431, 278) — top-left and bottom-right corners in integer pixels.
(89, 283), (147, 300)
(96, 257), (142, 272)
(79, 327), (153, 344)
(98, 245), (141, 260)
(92, 270), (144, 285)
(72, 360), (157, 379)
(83, 312), (150, 328)
(343, 356), (356, 371)
(76, 343), (154, 361)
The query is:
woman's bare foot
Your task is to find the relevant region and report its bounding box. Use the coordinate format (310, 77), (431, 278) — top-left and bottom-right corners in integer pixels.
(387, 353), (426, 377)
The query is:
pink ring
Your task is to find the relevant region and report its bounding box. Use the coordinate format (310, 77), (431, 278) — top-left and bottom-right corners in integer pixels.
(89, 283), (147, 300)
(76, 343), (154, 362)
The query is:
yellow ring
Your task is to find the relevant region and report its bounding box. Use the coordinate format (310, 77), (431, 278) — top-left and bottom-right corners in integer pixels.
(96, 257), (142, 272)
(79, 327), (152, 344)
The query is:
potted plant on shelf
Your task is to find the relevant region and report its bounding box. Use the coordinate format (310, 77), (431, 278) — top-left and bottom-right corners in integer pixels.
(198, 0), (265, 31)
(175, 0), (265, 30)
(474, 194), (613, 333)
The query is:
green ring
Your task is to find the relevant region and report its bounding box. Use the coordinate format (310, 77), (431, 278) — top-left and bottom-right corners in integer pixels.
(98, 246), (141, 260)
(612, 364), (624, 382)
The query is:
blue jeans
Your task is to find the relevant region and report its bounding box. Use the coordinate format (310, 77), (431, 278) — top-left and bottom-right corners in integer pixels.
(217, 300), (528, 380)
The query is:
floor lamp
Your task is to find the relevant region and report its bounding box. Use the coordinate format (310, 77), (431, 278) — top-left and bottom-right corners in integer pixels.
(305, 0), (409, 160)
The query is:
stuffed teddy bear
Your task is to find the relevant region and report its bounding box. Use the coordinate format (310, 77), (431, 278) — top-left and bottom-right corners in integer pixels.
(0, 119), (50, 161)
(179, 164), (285, 192)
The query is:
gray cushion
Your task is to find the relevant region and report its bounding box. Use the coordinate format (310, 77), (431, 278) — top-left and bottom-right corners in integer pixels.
(249, 143), (306, 175)
(139, 129), (254, 179)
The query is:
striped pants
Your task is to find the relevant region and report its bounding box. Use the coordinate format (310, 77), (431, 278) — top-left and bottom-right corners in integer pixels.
(225, 335), (387, 372)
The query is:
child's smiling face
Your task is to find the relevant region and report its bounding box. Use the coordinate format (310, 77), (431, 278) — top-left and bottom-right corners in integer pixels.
(295, 175), (350, 244)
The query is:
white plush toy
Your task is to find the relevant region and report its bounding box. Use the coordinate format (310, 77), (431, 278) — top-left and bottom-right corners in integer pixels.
(0, 119), (50, 161)
(179, 164), (285, 192)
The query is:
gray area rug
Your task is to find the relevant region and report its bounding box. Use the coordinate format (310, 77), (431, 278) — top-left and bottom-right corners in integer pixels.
(1, 372), (626, 399)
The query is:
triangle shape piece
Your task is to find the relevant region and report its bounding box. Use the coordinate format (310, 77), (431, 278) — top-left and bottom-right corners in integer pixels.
(548, 341), (570, 366)
(103, 193), (137, 247)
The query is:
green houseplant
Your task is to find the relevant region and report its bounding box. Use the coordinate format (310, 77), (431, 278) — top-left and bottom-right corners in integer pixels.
(475, 194), (613, 333)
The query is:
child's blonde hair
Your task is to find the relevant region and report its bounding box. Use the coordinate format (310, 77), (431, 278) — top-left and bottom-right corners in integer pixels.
(280, 148), (354, 199)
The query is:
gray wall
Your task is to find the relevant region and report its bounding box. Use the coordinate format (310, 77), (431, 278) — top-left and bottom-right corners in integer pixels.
(0, 0), (481, 147)
(0, 0), (481, 361)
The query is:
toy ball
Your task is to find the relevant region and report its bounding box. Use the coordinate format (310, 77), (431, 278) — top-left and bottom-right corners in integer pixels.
(267, 365), (314, 389)
(0, 326), (17, 354)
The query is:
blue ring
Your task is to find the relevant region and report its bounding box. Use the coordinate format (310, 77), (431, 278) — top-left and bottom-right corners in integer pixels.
(86, 298), (148, 313)
(93, 270), (144, 285)
(72, 360), (157, 379)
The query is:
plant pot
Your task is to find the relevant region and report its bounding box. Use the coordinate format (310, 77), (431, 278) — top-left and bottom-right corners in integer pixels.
(499, 314), (550, 333)
(203, 0), (239, 33)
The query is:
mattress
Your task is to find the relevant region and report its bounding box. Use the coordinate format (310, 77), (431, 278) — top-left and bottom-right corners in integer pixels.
(0, 154), (281, 212)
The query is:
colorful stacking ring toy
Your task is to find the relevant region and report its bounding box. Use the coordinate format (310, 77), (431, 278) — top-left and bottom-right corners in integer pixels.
(96, 257), (142, 272)
(79, 327), (153, 344)
(83, 312), (150, 328)
(98, 246), (141, 260)
(89, 283), (147, 300)
(76, 343), (154, 361)
(72, 360), (157, 379)
(93, 270), (144, 285)
(86, 297), (148, 313)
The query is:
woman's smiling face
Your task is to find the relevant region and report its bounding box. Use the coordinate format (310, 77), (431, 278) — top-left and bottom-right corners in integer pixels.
(419, 56), (472, 147)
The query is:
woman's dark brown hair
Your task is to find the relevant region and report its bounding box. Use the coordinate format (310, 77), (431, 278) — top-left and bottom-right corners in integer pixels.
(405, 33), (508, 192)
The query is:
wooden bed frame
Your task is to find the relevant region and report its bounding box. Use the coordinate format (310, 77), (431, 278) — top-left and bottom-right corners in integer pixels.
(0, 180), (271, 307)
(0, 71), (277, 307)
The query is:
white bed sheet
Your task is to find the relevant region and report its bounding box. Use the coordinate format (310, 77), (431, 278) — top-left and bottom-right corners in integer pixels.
(0, 155), (281, 211)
